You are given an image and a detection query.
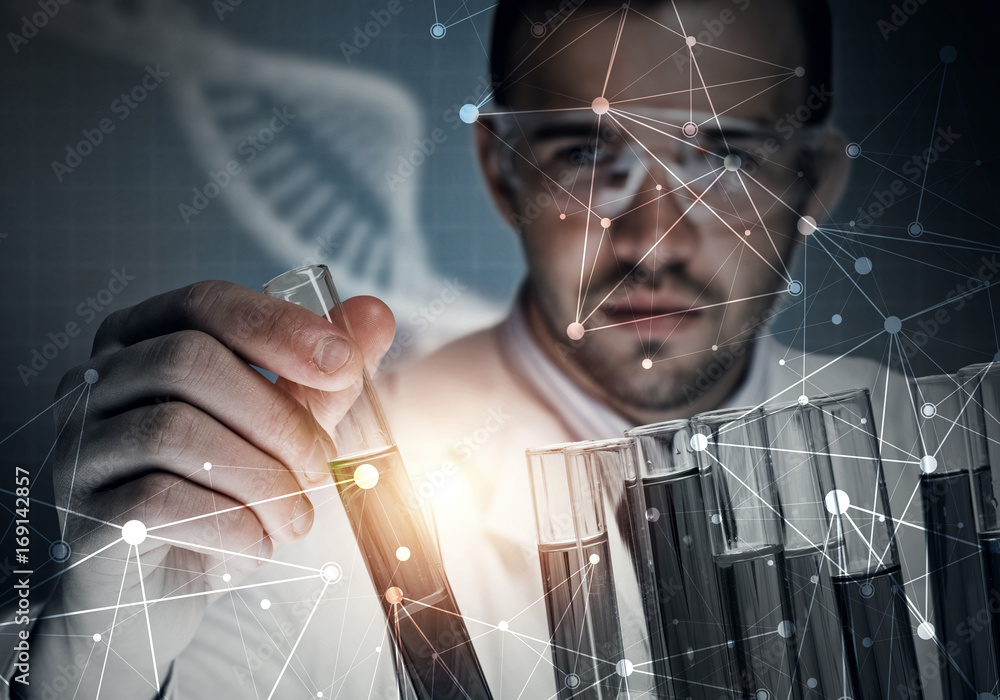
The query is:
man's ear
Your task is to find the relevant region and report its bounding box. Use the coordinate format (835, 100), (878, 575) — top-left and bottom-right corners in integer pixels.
(475, 120), (519, 230)
(799, 127), (850, 227)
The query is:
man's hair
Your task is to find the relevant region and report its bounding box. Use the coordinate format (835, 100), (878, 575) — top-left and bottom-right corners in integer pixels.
(488, 0), (833, 123)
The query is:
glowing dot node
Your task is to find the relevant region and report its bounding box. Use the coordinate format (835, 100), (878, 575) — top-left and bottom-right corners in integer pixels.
(908, 221), (923, 238)
(862, 637), (873, 648)
(846, 142), (862, 159)
(376, 646), (382, 653)
(616, 659), (634, 677)
(429, 22), (446, 39)
(777, 620), (795, 638)
(655, 183), (663, 191)
(884, 316), (902, 334)
(566, 674), (581, 689)
(203, 461), (212, 471)
(646, 507), (660, 522)
(807, 678), (818, 689)
(354, 464), (379, 490)
(724, 154), (741, 172)
(921, 402), (936, 418)
(682, 121), (698, 137)
(711, 344), (718, 352)
(787, 280), (803, 296)
(222, 572), (232, 583)
(50, 540), (71, 562)
(755, 688), (770, 700)
(832, 314), (843, 325)
(850, 220), (857, 227)
(855, 257), (872, 275)
(93, 633), (102, 642)
(260, 598), (271, 610)
(589, 553), (601, 565)
(566, 322), (585, 340)
(530, 21), (546, 37)
(600, 217), (611, 228)
(122, 520), (147, 546)
(641, 358), (653, 370)
(459, 104), (479, 124)
(711, 513), (722, 525)
(686, 35), (697, 47)
(918, 621), (935, 640)
(779, 359), (786, 366)
(498, 620), (509, 631)
(691, 433), (709, 452)
(798, 215), (817, 236)
(321, 562), (343, 584)
(592, 97), (610, 115)
(385, 586), (404, 605)
(920, 455), (938, 474)
(744, 229), (751, 236)
(84, 369), (99, 384)
(794, 66), (806, 77)
(810, 575), (819, 584)
(559, 213), (566, 220)
(825, 489), (850, 515)
(798, 395), (809, 406)
(396, 546), (411, 562)
(859, 582), (875, 598)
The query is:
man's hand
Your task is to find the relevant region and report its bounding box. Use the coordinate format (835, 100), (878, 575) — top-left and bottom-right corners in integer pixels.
(34, 280), (394, 699)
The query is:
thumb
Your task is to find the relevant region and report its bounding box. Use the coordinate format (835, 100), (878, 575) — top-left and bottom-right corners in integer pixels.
(276, 295), (396, 450)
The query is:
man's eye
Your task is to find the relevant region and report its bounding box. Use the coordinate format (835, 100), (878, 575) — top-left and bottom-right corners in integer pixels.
(559, 141), (612, 167)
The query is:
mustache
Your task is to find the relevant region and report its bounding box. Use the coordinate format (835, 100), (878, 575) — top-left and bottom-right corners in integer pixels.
(594, 264), (723, 312)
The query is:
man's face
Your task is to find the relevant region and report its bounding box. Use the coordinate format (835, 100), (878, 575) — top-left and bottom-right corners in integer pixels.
(481, 0), (844, 418)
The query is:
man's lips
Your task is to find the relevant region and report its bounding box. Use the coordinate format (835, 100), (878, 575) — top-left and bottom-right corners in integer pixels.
(595, 297), (706, 333)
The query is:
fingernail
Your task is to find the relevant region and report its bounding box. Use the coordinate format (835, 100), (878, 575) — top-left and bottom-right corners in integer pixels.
(305, 439), (332, 483)
(314, 337), (351, 375)
(291, 494), (314, 536)
(257, 532), (273, 562)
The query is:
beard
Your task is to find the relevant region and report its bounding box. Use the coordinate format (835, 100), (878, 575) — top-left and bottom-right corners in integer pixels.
(527, 269), (776, 414)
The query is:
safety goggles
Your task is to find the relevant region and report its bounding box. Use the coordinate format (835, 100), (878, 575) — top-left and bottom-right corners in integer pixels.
(486, 107), (821, 220)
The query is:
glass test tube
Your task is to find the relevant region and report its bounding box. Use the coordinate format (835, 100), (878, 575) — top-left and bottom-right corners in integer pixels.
(691, 407), (801, 700)
(625, 419), (730, 700)
(958, 363), (1000, 533)
(764, 399), (851, 699)
(804, 389), (922, 700)
(916, 372), (998, 698)
(567, 438), (667, 698)
(959, 362), (1000, 679)
(527, 441), (625, 699)
(263, 265), (492, 700)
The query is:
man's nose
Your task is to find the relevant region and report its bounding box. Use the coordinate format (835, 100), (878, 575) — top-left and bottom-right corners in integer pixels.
(609, 166), (701, 268)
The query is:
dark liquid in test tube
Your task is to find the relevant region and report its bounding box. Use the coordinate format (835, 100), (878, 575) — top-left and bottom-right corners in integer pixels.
(714, 544), (799, 700)
(832, 565), (922, 700)
(330, 447), (492, 700)
(981, 534), (1000, 678)
(922, 467), (998, 698)
(785, 547), (848, 698)
(538, 534), (624, 699)
(642, 469), (731, 700)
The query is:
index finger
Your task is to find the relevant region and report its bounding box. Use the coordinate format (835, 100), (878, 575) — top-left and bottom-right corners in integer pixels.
(93, 280), (373, 391)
